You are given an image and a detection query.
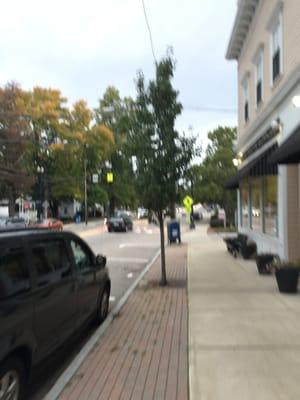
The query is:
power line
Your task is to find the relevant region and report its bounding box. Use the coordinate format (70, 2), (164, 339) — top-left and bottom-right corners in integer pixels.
(141, 0), (157, 64)
(183, 105), (237, 114)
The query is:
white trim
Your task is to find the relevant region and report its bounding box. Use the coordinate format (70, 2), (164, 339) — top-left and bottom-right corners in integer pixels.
(279, 10), (284, 76)
(266, 1), (284, 31)
(240, 181), (250, 229)
(242, 75), (250, 123)
(269, 4), (283, 87)
(253, 47), (264, 107)
(278, 165), (288, 260)
(226, 0), (260, 60)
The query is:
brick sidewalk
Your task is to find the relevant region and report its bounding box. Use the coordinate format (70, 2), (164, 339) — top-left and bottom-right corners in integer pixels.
(58, 244), (188, 400)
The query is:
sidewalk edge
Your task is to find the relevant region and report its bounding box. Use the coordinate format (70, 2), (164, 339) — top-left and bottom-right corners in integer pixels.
(44, 249), (161, 400)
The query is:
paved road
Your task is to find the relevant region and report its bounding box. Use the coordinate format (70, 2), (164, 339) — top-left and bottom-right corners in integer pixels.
(82, 221), (161, 306)
(28, 220), (160, 400)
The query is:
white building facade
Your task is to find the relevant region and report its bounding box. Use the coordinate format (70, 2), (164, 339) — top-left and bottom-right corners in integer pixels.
(227, 0), (300, 261)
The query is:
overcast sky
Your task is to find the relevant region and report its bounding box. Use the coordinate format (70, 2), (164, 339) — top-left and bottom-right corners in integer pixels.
(0, 0), (238, 148)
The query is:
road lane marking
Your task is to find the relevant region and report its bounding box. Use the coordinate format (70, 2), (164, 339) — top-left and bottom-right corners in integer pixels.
(109, 296), (116, 302)
(119, 243), (158, 249)
(108, 257), (148, 263)
(127, 273), (133, 279)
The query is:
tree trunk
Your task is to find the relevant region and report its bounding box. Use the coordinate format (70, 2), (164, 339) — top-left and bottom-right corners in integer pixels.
(109, 195), (115, 217)
(50, 200), (59, 218)
(158, 210), (167, 286)
(170, 202), (176, 219)
(7, 185), (16, 217)
(44, 173), (50, 219)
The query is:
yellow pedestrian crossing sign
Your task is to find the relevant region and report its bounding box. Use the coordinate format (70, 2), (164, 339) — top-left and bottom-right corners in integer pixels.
(183, 195), (193, 208)
(107, 172), (113, 183)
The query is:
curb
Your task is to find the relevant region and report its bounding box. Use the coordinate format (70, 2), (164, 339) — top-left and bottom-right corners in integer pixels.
(44, 248), (161, 400)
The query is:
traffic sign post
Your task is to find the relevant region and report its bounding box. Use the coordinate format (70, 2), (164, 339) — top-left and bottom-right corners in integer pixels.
(92, 174), (99, 184)
(183, 195), (195, 229)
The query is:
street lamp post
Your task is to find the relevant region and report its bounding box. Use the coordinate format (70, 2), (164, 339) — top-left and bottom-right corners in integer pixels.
(84, 158), (88, 225)
(37, 165), (44, 220)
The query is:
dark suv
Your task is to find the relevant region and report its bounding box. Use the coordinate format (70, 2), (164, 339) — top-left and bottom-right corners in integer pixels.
(0, 229), (110, 400)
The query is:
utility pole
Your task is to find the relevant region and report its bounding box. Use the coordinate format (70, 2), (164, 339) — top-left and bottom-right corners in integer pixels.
(84, 159), (88, 225)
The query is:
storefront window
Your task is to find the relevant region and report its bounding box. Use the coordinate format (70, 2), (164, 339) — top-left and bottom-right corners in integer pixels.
(263, 175), (278, 236)
(240, 182), (249, 228)
(250, 178), (262, 231)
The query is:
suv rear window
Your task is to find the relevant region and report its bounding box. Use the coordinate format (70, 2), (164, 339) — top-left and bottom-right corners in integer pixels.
(0, 247), (30, 300)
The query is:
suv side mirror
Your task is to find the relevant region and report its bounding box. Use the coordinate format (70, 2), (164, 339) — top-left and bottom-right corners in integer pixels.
(96, 254), (107, 268)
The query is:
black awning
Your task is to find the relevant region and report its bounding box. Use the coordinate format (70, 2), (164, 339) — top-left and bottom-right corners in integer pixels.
(268, 125), (300, 164)
(224, 144), (278, 190)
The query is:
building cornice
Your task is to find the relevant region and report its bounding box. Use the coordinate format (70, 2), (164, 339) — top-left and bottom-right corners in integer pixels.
(226, 0), (259, 60)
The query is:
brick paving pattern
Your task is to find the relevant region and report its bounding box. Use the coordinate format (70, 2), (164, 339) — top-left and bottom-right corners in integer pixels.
(58, 244), (188, 400)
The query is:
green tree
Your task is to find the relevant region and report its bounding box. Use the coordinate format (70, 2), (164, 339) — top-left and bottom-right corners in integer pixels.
(192, 126), (237, 223)
(131, 55), (196, 285)
(95, 87), (136, 214)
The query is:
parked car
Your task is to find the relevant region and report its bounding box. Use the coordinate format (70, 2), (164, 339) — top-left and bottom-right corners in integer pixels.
(0, 228), (110, 400)
(34, 218), (64, 231)
(107, 216), (127, 232)
(0, 217), (26, 230)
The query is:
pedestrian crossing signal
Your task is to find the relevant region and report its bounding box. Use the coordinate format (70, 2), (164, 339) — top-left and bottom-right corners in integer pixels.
(107, 172), (113, 183)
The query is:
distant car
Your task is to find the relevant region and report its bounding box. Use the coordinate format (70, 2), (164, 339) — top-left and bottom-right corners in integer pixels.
(34, 218), (63, 231)
(137, 207), (148, 219)
(107, 216), (127, 232)
(192, 211), (203, 221)
(115, 212), (133, 231)
(116, 209), (132, 218)
(0, 217), (26, 230)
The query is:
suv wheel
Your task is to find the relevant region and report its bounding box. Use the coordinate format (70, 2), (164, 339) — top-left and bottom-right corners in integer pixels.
(0, 357), (26, 400)
(95, 287), (110, 325)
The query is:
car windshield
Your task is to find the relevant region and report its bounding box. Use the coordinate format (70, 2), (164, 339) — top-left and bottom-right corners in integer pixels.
(110, 217), (122, 223)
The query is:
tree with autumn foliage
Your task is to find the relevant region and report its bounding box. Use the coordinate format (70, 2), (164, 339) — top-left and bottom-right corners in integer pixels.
(0, 82), (33, 215)
(55, 99), (115, 209)
(0, 82), (115, 218)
